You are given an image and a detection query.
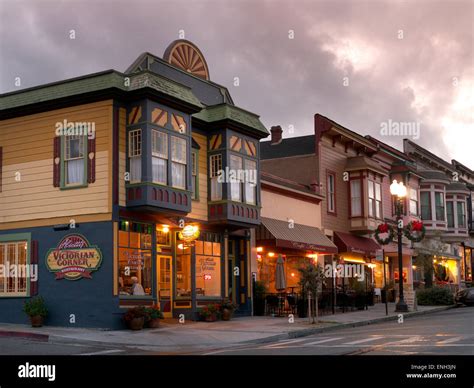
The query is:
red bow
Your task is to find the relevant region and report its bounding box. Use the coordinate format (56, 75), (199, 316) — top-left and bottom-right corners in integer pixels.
(412, 221), (423, 232)
(378, 223), (389, 233)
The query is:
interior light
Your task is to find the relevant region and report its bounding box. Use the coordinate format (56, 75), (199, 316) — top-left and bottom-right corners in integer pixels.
(268, 252), (275, 257)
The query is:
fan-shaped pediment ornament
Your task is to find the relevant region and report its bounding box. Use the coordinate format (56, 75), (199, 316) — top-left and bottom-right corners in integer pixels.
(163, 40), (210, 80)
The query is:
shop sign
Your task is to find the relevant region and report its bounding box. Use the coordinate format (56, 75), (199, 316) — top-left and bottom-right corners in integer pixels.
(178, 225), (200, 243)
(45, 234), (102, 280)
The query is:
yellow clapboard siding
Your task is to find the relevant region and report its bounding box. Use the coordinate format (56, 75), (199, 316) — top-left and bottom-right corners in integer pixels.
(2, 192), (107, 208)
(0, 214), (112, 230)
(1, 200), (109, 217)
(0, 208), (110, 223)
(188, 133), (208, 221)
(119, 152), (126, 206)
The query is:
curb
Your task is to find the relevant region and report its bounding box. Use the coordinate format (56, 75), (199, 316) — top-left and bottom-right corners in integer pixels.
(240, 305), (456, 345)
(0, 305), (456, 348)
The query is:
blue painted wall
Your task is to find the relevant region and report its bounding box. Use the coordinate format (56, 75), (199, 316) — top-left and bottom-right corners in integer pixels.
(0, 221), (125, 329)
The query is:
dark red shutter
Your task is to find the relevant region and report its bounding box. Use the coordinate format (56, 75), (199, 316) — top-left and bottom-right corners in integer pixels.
(30, 240), (39, 296)
(53, 137), (61, 187)
(87, 137), (96, 183)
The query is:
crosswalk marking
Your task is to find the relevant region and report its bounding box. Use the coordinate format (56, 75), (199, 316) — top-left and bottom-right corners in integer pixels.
(436, 336), (463, 345)
(262, 338), (308, 349)
(80, 349), (124, 356)
(305, 337), (343, 346)
(343, 336), (383, 345)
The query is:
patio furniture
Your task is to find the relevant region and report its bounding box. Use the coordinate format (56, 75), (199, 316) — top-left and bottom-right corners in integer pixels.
(265, 294), (280, 316)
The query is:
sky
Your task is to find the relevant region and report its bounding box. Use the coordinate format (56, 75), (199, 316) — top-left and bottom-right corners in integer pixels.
(1, 0), (473, 167)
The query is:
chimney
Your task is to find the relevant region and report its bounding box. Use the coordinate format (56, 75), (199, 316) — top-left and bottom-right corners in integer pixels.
(270, 125), (283, 145)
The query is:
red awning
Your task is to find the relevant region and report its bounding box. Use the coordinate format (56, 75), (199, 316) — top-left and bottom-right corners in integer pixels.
(333, 231), (380, 257)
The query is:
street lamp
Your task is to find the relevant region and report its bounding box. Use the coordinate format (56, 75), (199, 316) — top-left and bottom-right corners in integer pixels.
(390, 179), (409, 312)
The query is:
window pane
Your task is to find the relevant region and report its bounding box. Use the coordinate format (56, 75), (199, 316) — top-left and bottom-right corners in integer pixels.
(410, 188), (417, 200)
(196, 255), (221, 297)
(172, 162), (186, 189)
(375, 183), (381, 201)
(435, 192), (445, 221)
(351, 180), (361, 216)
(176, 251), (191, 298)
(152, 131), (168, 158)
(171, 136), (186, 163)
(211, 178), (222, 201)
(368, 198), (374, 217)
(447, 202), (454, 227)
(66, 159), (84, 185)
(118, 248), (152, 296)
(457, 202), (465, 227)
(421, 192), (431, 220)
(410, 200), (418, 215)
(230, 155), (242, 202)
(245, 160), (257, 205)
(152, 157), (167, 184)
(368, 181), (374, 198)
(130, 156), (141, 182)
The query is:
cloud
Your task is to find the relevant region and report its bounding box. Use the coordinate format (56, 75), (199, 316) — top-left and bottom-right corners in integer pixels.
(1, 0), (472, 166)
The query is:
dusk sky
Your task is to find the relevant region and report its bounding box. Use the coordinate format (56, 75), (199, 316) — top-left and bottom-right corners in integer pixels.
(1, 0), (473, 166)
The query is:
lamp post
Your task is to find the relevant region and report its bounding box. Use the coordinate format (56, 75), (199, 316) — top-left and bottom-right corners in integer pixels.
(390, 179), (408, 313)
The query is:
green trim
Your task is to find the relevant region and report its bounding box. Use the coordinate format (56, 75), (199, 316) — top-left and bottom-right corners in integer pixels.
(0, 232), (32, 298)
(59, 134), (88, 190)
(126, 181), (192, 194)
(191, 150), (199, 201)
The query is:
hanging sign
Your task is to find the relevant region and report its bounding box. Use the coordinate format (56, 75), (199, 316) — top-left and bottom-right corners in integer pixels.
(46, 234), (102, 280)
(178, 225), (200, 243)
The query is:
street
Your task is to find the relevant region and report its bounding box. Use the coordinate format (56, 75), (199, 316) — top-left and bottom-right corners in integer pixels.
(0, 307), (472, 356)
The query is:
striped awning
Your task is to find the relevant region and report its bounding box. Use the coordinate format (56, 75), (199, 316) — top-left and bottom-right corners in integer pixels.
(257, 217), (338, 253)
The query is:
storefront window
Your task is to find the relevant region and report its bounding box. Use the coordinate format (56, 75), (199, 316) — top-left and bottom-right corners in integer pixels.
(176, 242), (191, 298)
(0, 241), (28, 296)
(195, 238), (222, 297)
(118, 221), (152, 296)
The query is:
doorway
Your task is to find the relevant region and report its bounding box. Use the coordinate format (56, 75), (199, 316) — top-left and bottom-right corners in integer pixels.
(157, 255), (173, 318)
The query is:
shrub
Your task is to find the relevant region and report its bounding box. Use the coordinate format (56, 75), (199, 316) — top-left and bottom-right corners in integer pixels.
(23, 296), (48, 317)
(416, 287), (454, 306)
(123, 306), (147, 323)
(144, 305), (164, 320)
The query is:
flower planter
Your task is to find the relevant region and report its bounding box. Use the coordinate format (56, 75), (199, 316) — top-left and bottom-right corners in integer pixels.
(30, 315), (44, 328)
(221, 308), (233, 321)
(147, 318), (161, 329)
(128, 317), (145, 330)
(205, 314), (217, 322)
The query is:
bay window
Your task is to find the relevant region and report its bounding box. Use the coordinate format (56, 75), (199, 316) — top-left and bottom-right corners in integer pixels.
(230, 155), (243, 202)
(210, 154), (222, 201)
(421, 191), (431, 220)
(151, 130), (168, 185)
(409, 188), (418, 215)
(457, 201), (466, 228)
(244, 159), (257, 205)
(435, 192), (445, 221)
(171, 136), (186, 189)
(128, 129), (142, 183)
(64, 135), (86, 186)
(350, 179), (362, 216)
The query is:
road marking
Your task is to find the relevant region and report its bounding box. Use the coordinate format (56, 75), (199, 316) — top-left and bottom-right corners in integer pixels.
(436, 336), (463, 345)
(304, 337), (343, 346)
(261, 338), (309, 349)
(343, 336), (383, 345)
(80, 349), (124, 356)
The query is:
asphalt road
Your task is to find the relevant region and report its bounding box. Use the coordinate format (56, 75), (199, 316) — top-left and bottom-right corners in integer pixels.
(0, 306), (472, 356)
(203, 306), (474, 355)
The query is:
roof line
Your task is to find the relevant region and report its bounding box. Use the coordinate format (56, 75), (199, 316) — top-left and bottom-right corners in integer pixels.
(404, 139), (456, 172)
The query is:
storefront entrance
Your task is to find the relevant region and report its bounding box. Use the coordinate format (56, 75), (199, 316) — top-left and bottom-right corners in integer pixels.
(157, 255), (172, 318)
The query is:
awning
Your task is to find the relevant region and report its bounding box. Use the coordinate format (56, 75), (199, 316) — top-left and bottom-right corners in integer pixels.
(257, 217), (338, 254)
(333, 231), (380, 257)
(416, 249), (462, 260)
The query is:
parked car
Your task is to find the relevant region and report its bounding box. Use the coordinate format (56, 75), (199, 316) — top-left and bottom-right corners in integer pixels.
(454, 288), (474, 306)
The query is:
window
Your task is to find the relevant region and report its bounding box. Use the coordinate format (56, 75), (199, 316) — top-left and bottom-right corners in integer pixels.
(195, 239), (222, 297)
(368, 181), (382, 218)
(152, 130), (168, 185)
(176, 240), (191, 298)
(245, 159), (257, 205)
(420, 192), (431, 220)
(0, 241), (28, 296)
(171, 136), (186, 189)
(457, 201), (466, 228)
(435, 192), (445, 221)
(191, 151), (198, 200)
(64, 135), (86, 186)
(447, 202), (454, 228)
(210, 154), (222, 201)
(128, 130), (142, 183)
(118, 221), (152, 296)
(327, 173), (336, 213)
(230, 155), (242, 202)
(409, 188), (418, 215)
(350, 180), (362, 216)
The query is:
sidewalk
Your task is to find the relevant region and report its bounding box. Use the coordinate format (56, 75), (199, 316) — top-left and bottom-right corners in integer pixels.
(0, 304), (454, 352)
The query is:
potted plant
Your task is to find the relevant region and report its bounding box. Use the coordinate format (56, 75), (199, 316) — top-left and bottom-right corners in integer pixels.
(23, 296), (48, 327)
(123, 306), (147, 330)
(220, 299), (237, 321)
(199, 303), (220, 322)
(253, 281), (267, 316)
(144, 304), (164, 328)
